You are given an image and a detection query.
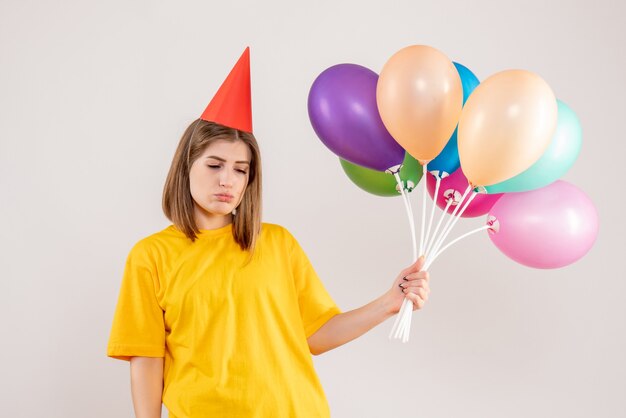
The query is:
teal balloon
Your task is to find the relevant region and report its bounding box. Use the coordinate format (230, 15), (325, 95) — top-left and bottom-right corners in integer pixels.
(484, 100), (582, 194)
(428, 62), (480, 177)
(340, 153), (423, 197)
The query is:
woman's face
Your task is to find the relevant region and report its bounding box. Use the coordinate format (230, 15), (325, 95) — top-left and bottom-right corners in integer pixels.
(189, 138), (251, 228)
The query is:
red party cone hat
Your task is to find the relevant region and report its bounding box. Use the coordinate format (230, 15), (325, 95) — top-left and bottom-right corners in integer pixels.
(200, 47), (252, 133)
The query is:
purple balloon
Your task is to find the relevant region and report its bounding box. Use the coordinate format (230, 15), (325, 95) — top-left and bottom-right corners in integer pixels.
(487, 180), (599, 269)
(426, 168), (503, 218)
(308, 64), (405, 172)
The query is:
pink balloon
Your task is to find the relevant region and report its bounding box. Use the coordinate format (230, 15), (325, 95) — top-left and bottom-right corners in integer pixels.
(487, 180), (598, 269)
(426, 168), (503, 218)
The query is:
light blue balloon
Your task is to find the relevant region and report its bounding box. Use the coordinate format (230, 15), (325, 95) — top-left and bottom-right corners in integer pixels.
(428, 62), (480, 177)
(484, 100), (582, 194)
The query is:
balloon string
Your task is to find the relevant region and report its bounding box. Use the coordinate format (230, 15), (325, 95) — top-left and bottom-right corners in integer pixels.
(397, 188), (479, 341)
(395, 190), (478, 342)
(423, 173), (440, 259)
(396, 164), (428, 344)
(396, 291), (415, 342)
(396, 298), (413, 339)
(392, 292), (414, 340)
(426, 192), (473, 270)
(419, 163), (428, 257)
(425, 191), (477, 270)
(424, 195), (453, 258)
(393, 210), (415, 340)
(426, 225), (490, 268)
(397, 191), (482, 342)
(389, 173), (417, 340)
(393, 299), (410, 339)
(393, 172), (418, 261)
(429, 191), (477, 262)
(402, 310), (411, 343)
(405, 194), (418, 261)
(427, 185), (471, 265)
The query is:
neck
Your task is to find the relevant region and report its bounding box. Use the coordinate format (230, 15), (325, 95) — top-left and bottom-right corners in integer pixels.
(193, 205), (233, 230)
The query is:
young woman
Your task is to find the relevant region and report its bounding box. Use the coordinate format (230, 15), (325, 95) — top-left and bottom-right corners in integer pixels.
(107, 49), (430, 418)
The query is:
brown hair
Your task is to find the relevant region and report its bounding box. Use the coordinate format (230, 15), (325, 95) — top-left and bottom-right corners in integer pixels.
(162, 119), (262, 251)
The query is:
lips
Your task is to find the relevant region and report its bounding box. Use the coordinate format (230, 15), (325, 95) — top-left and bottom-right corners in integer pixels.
(215, 193), (234, 202)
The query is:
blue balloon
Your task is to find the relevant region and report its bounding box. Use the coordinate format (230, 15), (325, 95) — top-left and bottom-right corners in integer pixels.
(428, 62), (480, 177)
(455, 62), (481, 104)
(428, 128), (460, 177)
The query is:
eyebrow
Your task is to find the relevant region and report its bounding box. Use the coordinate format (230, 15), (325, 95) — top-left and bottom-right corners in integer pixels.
(205, 156), (250, 165)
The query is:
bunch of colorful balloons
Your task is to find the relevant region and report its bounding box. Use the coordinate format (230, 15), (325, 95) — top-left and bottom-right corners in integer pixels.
(308, 45), (599, 341)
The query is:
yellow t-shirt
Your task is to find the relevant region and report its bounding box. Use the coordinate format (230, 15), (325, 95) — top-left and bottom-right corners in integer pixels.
(107, 223), (340, 418)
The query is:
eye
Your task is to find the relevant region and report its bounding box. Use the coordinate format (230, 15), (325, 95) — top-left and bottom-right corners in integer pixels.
(235, 168), (248, 174)
(207, 164), (221, 169)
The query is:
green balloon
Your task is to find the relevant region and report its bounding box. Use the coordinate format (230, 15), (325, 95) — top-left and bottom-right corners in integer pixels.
(340, 153), (423, 197)
(484, 100), (582, 194)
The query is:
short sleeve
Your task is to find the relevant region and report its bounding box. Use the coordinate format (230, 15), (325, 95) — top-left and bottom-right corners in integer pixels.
(107, 241), (166, 361)
(288, 232), (341, 338)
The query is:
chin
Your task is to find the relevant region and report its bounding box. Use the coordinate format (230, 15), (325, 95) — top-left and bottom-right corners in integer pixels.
(195, 202), (234, 218)
(208, 207), (233, 217)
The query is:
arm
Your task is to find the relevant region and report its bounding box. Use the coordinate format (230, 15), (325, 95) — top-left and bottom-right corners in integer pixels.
(307, 256), (430, 355)
(130, 356), (164, 418)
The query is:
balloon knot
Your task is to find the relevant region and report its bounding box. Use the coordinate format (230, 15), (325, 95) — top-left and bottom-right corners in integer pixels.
(487, 216), (500, 234)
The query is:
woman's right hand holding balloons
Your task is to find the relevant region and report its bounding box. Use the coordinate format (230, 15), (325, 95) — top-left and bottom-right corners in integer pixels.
(384, 256), (431, 314)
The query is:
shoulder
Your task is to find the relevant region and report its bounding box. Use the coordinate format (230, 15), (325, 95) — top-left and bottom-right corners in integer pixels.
(259, 223), (312, 258)
(260, 222), (291, 236)
(127, 225), (187, 262)
(260, 223), (298, 244)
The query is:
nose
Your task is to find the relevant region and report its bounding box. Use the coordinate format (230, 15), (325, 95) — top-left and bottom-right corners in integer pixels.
(219, 170), (234, 188)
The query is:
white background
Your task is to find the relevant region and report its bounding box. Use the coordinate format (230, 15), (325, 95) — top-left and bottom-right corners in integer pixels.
(1, 0), (624, 417)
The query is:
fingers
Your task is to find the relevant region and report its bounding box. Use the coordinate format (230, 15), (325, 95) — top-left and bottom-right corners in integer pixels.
(398, 270), (430, 292)
(395, 260), (431, 312)
(401, 278), (430, 294)
(404, 271), (430, 282)
(405, 291), (426, 311)
(399, 271), (430, 311)
(400, 283), (429, 297)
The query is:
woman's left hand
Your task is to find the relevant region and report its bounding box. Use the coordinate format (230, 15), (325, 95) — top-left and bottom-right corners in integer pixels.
(382, 256), (430, 314)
